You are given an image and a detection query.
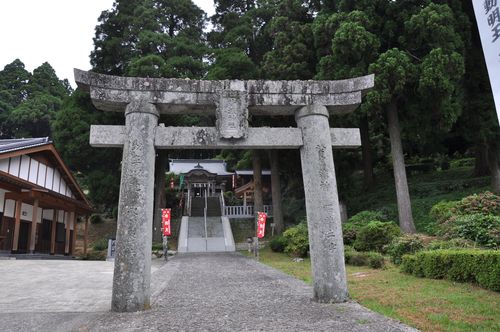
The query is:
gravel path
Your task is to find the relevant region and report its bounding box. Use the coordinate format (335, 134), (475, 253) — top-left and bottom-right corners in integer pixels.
(82, 253), (417, 332)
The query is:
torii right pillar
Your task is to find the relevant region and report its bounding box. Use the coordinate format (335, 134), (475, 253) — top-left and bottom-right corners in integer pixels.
(296, 104), (348, 302)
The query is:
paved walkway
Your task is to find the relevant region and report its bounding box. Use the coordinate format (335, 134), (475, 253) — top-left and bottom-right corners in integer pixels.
(0, 253), (417, 332)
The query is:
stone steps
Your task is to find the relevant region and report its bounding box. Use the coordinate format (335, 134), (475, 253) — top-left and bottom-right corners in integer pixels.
(179, 216), (235, 253)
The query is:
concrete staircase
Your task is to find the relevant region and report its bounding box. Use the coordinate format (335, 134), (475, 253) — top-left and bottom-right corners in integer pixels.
(178, 196), (235, 253)
(190, 197), (221, 217)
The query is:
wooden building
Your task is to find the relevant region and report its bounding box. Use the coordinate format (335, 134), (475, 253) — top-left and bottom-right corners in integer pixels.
(0, 138), (92, 256)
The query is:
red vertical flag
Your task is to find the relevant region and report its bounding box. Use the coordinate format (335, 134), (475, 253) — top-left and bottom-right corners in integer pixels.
(161, 208), (171, 236)
(256, 212), (267, 239)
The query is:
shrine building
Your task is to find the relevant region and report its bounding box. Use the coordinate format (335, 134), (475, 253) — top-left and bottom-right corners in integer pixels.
(0, 138), (93, 256)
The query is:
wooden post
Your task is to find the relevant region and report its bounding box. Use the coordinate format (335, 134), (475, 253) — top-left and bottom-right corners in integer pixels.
(50, 210), (58, 255)
(84, 216), (89, 255)
(29, 199), (39, 253)
(71, 213), (77, 256)
(64, 211), (72, 255)
(11, 199), (22, 253)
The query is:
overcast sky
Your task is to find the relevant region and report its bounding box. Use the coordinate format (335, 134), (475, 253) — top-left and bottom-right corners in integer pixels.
(0, 0), (215, 87)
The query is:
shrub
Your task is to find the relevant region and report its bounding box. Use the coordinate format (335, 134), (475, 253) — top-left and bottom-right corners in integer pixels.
(152, 242), (163, 251)
(427, 238), (475, 250)
(283, 222), (309, 257)
(112, 206), (119, 220)
(345, 250), (385, 269)
(90, 213), (103, 224)
(343, 210), (388, 245)
(401, 249), (500, 291)
(353, 221), (401, 253)
(342, 223), (359, 245)
(455, 191), (500, 216)
(270, 235), (287, 253)
(80, 251), (106, 261)
(448, 214), (500, 249)
(348, 210), (387, 225)
(92, 238), (109, 251)
(387, 234), (425, 264)
(429, 200), (459, 224)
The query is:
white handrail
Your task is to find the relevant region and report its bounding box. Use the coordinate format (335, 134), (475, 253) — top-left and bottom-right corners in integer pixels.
(224, 205), (273, 218)
(220, 192), (226, 216)
(204, 191), (208, 251)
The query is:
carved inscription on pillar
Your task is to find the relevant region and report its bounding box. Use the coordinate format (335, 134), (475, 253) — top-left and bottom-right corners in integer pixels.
(215, 90), (249, 139)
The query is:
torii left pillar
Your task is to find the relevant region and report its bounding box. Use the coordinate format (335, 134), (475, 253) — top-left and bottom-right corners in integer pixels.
(112, 99), (158, 312)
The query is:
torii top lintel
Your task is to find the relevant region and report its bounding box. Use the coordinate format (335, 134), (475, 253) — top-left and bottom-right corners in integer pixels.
(74, 69), (374, 116)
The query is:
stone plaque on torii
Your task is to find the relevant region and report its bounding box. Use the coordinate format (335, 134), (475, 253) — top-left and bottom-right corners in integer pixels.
(75, 69), (374, 312)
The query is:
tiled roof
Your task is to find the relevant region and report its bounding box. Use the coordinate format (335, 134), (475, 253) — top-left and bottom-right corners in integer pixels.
(169, 159), (233, 176)
(0, 137), (51, 154)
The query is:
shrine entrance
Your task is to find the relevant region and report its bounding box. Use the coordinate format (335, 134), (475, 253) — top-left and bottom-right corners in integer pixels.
(75, 69), (374, 312)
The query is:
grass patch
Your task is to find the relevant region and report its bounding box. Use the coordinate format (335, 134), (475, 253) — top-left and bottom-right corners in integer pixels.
(246, 247), (500, 332)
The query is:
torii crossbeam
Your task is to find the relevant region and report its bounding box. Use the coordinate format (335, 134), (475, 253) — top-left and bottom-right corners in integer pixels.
(75, 69), (374, 312)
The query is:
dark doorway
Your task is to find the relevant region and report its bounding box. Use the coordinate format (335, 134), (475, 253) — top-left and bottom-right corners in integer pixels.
(18, 222), (30, 252)
(36, 219), (52, 253)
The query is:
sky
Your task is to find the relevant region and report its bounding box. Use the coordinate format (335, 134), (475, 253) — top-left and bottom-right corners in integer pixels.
(0, 0), (215, 87)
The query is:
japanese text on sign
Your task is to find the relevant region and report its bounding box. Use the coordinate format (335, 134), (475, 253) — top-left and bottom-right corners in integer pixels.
(162, 208), (171, 236)
(256, 212), (267, 239)
(473, 0), (500, 124)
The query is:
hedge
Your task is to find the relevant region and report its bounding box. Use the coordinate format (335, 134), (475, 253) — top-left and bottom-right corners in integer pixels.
(345, 250), (385, 269)
(401, 249), (500, 291)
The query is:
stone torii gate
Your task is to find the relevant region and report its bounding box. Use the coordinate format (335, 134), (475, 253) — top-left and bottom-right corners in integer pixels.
(75, 69), (374, 312)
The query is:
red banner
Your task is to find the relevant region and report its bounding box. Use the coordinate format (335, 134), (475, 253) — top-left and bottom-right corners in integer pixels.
(256, 211), (267, 239)
(162, 208), (171, 236)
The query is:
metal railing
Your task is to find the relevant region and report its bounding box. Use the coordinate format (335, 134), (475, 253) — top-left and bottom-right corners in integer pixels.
(224, 205), (273, 218)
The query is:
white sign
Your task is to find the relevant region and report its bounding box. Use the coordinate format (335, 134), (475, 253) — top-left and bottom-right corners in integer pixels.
(473, 0), (500, 125)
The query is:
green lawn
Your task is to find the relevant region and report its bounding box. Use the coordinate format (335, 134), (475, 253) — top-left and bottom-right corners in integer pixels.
(244, 248), (500, 332)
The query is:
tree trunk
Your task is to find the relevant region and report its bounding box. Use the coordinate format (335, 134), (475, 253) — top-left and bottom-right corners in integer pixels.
(488, 140), (500, 195)
(387, 101), (416, 233)
(152, 151), (168, 243)
(252, 150), (264, 214)
(474, 142), (490, 176)
(269, 150), (284, 234)
(360, 115), (374, 189)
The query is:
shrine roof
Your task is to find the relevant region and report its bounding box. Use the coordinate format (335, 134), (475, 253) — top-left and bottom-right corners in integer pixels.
(169, 159), (233, 176)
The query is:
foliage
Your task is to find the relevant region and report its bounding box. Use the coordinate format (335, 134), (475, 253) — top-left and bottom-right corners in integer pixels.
(401, 249), (500, 291)
(345, 250), (385, 269)
(283, 221), (309, 258)
(427, 238), (475, 250)
(353, 221), (401, 253)
(429, 192), (500, 248)
(269, 235), (287, 253)
(80, 251), (106, 261)
(91, 0), (206, 78)
(387, 234), (425, 264)
(90, 214), (104, 225)
(92, 238), (108, 251)
(348, 210), (387, 225)
(443, 214), (500, 249)
(0, 60), (70, 138)
(342, 223), (359, 246)
(429, 200), (459, 224)
(343, 210), (388, 245)
(152, 242), (163, 251)
(454, 191), (500, 216)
